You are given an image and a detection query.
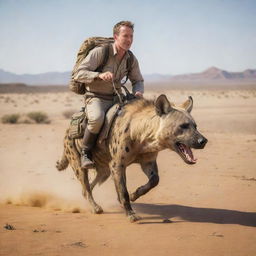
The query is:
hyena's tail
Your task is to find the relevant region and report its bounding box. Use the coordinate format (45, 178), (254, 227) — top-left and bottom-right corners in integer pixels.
(56, 130), (70, 171)
(56, 152), (69, 171)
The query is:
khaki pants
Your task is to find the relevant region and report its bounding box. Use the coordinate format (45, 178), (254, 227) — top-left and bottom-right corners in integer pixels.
(85, 97), (117, 134)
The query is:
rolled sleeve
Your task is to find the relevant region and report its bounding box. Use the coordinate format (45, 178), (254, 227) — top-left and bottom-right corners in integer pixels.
(128, 55), (144, 94)
(73, 47), (104, 83)
(132, 81), (144, 94)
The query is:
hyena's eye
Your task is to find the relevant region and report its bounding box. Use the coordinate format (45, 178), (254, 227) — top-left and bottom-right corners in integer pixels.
(180, 123), (190, 129)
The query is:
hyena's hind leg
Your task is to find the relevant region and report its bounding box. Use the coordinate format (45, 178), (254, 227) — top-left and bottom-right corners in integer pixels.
(66, 143), (104, 214)
(57, 132), (103, 214)
(75, 167), (104, 214)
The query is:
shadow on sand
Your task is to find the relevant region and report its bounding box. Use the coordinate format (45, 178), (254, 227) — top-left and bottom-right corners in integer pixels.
(133, 203), (256, 227)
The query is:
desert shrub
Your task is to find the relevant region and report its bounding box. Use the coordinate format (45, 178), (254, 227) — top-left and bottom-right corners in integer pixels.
(62, 109), (76, 119)
(27, 111), (50, 124)
(1, 114), (20, 124)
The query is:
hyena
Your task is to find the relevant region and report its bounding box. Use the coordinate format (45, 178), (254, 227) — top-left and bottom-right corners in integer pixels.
(56, 95), (207, 222)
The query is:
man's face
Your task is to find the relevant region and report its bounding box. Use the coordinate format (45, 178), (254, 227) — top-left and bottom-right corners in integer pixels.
(114, 26), (133, 51)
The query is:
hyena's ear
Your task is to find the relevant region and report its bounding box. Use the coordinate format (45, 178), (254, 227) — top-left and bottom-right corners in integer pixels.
(155, 94), (173, 116)
(181, 96), (193, 113)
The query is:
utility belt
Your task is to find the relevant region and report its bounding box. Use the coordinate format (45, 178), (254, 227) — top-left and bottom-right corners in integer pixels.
(84, 91), (123, 101)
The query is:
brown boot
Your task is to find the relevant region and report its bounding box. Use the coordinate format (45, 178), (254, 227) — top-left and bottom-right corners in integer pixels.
(81, 128), (98, 169)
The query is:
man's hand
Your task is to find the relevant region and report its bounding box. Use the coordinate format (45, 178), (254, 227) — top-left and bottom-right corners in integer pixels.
(98, 72), (114, 82)
(134, 91), (143, 98)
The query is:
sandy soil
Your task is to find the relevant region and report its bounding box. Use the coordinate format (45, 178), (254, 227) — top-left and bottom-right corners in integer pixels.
(0, 89), (256, 256)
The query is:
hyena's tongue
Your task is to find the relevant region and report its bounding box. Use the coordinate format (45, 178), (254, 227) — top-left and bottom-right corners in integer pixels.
(178, 143), (197, 164)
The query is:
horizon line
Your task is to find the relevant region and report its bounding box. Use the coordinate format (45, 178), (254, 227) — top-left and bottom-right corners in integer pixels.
(1, 66), (256, 77)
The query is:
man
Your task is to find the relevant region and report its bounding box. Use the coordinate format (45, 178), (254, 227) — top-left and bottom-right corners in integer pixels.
(74, 21), (144, 169)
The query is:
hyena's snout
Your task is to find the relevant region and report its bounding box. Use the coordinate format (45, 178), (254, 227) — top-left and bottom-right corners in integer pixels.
(193, 134), (208, 149)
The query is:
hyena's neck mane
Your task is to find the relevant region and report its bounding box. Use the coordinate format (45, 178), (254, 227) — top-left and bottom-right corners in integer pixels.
(122, 98), (162, 152)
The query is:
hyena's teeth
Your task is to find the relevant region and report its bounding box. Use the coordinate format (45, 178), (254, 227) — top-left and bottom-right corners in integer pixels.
(177, 143), (197, 163)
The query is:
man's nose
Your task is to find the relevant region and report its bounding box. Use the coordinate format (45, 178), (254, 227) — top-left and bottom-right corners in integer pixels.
(128, 36), (133, 43)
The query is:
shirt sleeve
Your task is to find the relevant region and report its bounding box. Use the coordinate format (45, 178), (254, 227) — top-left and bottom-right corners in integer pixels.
(73, 46), (104, 83)
(128, 55), (144, 94)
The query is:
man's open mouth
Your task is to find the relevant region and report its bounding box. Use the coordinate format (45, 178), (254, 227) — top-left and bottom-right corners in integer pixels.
(175, 142), (197, 164)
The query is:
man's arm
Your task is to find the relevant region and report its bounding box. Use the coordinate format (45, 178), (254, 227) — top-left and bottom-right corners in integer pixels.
(128, 55), (144, 97)
(74, 47), (104, 83)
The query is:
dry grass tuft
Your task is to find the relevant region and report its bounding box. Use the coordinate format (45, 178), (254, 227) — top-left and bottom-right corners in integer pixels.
(1, 114), (20, 124)
(27, 111), (50, 124)
(2, 112), (51, 124)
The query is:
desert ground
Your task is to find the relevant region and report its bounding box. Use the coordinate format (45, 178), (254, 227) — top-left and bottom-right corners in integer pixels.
(0, 87), (256, 256)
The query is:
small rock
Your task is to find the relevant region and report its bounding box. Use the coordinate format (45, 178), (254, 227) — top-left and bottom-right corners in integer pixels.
(33, 229), (47, 233)
(4, 223), (15, 230)
(72, 208), (81, 213)
(70, 241), (87, 248)
(210, 232), (224, 238)
(162, 219), (172, 223)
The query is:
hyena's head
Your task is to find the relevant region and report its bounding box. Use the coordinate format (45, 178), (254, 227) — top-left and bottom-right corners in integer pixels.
(155, 95), (208, 164)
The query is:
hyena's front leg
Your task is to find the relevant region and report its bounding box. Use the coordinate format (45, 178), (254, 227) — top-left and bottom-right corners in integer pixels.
(110, 161), (141, 222)
(130, 161), (159, 202)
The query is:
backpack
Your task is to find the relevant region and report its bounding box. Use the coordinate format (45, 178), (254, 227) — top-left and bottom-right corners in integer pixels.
(69, 36), (134, 95)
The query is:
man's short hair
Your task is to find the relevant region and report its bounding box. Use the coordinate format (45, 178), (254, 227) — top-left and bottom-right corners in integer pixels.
(113, 21), (134, 35)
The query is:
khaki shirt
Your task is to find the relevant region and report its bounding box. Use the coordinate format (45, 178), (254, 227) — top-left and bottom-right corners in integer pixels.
(74, 44), (144, 95)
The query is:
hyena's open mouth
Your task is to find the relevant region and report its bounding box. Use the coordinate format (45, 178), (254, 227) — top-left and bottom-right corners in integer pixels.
(175, 142), (197, 164)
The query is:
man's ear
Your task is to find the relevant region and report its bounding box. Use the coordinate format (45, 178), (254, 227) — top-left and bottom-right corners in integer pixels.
(181, 96), (193, 113)
(155, 94), (173, 116)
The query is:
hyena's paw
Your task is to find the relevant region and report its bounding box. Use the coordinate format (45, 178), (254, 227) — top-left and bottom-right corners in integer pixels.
(128, 213), (141, 223)
(92, 204), (104, 214)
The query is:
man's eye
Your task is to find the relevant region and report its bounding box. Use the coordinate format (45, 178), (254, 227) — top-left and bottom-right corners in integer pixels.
(180, 123), (189, 129)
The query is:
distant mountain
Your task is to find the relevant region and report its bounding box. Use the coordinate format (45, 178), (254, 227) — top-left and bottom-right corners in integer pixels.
(171, 67), (256, 81)
(0, 67), (255, 85)
(0, 83), (67, 93)
(0, 69), (70, 85)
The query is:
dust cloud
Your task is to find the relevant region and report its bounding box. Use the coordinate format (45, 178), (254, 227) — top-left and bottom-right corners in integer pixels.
(0, 133), (118, 213)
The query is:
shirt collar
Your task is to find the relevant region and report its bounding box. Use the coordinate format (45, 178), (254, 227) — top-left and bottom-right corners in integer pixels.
(112, 43), (130, 59)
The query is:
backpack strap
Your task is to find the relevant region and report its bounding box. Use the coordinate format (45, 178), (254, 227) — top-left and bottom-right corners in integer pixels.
(94, 45), (134, 86)
(127, 50), (134, 74)
(95, 44), (111, 72)
(121, 50), (134, 85)
(95, 46), (134, 74)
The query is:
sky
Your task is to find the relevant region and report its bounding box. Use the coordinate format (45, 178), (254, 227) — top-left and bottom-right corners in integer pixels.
(0, 0), (256, 75)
